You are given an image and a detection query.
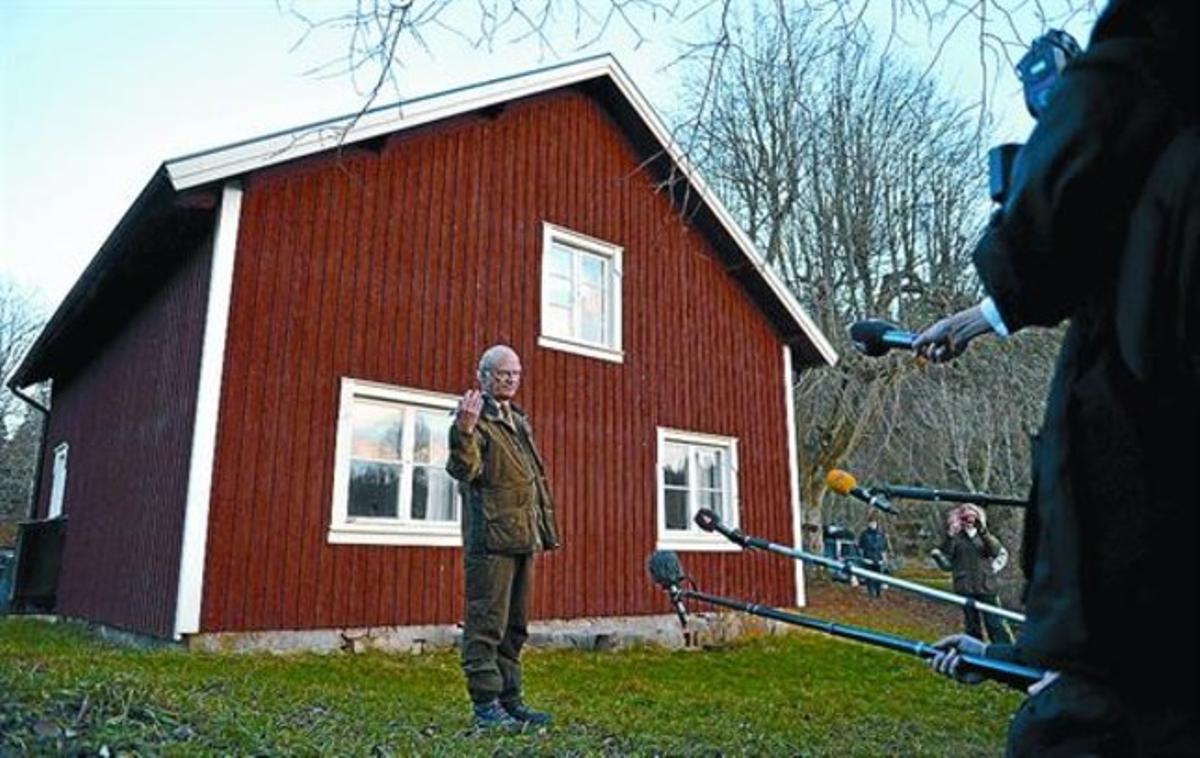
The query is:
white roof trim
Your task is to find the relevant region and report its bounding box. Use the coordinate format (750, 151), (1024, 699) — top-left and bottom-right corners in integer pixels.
(164, 55), (837, 366)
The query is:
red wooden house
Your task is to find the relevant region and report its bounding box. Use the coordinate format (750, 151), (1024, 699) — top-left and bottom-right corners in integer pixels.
(8, 56), (837, 647)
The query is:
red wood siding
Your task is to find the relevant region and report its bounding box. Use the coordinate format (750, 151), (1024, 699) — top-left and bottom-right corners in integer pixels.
(35, 239), (213, 638)
(202, 89), (797, 631)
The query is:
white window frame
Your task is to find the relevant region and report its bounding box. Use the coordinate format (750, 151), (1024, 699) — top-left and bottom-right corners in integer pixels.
(538, 222), (624, 363)
(48, 442), (68, 519)
(655, 427), (741, 552)
(328, 378), (463, 546)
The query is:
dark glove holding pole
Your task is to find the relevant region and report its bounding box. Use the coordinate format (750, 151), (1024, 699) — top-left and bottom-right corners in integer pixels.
(913, 306), (995, 363)
(931, 634), (1061, 695)
(929, 634), (989, 685)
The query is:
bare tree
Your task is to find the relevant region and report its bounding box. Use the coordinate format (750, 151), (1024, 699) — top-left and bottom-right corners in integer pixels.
(0, 278), (48, 528)
(279, 0), (1102, 145)
(0, 279), (46, 431)
(682, 10), (995, 548)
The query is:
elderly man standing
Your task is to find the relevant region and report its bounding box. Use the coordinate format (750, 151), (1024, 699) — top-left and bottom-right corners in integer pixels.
(447, 344), (560, 730)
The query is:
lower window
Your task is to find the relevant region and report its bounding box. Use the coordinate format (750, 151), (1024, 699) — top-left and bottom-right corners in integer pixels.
(656, 427), (740, 551)
(328, 379), (462, 546)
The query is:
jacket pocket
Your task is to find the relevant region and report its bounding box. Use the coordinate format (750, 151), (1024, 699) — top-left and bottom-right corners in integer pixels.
(481, 485), (534, 553)
(484, 511), (529, 553)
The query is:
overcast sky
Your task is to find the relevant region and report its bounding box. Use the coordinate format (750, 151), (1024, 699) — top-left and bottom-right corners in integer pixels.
(2, 1), (1091, 316)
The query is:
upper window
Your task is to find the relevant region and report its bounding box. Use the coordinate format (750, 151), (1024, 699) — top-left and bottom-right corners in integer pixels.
(48, 442), (68, 519)
(328, 379), (462, 546)
(539, 223), (623, 363)
(656, 428), (740, 552)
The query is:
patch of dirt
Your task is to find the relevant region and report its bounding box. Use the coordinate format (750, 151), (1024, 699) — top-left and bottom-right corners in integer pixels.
(803, 572), (966, 640)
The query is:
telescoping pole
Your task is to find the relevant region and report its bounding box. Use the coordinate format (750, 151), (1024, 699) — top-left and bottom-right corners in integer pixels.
(675, 586), (1044, 691)
(693, 509), (1025, 625)
(872, 484), (1028, 508)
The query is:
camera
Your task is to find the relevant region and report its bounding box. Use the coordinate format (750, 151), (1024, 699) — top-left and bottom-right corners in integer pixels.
(987, 30), (1082, 205)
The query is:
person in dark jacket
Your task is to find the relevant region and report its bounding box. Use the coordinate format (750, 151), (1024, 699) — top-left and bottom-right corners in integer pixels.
(857, 518), (890, 598)
(929, 504), (1013, 644)
(917, 1), (1198, 753)
(447, 345), (560, 730)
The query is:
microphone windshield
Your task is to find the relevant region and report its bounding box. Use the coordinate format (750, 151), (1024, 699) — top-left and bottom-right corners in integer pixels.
(849, 319), (898, 357)
(826, 469), (858, 496)
(694, 508), (720, 532)
(647, 550), (685, 588)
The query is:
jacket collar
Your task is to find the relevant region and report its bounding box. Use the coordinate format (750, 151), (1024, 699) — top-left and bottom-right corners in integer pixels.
(481, 394), (526, 422)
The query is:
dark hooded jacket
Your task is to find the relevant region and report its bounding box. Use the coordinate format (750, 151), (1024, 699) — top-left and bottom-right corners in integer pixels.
(974, 0), (1198, 700)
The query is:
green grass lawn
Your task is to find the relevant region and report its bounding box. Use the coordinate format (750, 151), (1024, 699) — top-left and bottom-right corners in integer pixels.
(1, 576), (1020, 756)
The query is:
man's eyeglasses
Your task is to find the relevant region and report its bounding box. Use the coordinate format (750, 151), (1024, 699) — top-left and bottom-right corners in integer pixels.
(488, 369), (522, 380)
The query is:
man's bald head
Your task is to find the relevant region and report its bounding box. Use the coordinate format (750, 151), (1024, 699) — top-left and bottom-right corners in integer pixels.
(478, 345), (518, 374)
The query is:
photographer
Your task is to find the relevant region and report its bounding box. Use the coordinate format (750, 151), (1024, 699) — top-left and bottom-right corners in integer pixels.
(917, 0), (1198, 753)
(929, 504), (1013, 645)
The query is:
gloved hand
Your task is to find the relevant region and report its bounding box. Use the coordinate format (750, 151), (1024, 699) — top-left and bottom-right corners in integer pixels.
(929, 634), (988, 685)
(929, 548), (951, 571)
(990, 546), (1009, 574)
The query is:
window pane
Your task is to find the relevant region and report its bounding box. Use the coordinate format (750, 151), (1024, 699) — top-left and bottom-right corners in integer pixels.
(547, 274), (573, 308)
(349, 461), (400, 517)
(578, 284), (605, 344)
(699, 490), (724, 519)
(580, 253), (605, 290)
(414, 410), (452, 464)
(411, 466), (427, 520)
(696, 448), (724, 490)
(662, 444), (689, 487)
(548, 244), (573, 279)
(545, 304), (572, 339)
(412, 466), (458, 522)
(351, 401), (403, 460)
(664, 488), (689, 530)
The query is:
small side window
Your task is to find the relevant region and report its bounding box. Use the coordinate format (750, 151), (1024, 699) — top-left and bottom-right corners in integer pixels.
(48, 442), (69, 519)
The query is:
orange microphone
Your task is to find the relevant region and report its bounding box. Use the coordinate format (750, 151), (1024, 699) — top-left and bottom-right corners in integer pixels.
(826, 469), (897, 514)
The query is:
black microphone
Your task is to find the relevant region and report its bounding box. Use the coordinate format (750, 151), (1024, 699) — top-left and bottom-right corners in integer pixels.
(647, 551), (689, 628)
(826, 469), (898, 514)
(849, 319), (917, 357)
(693, 508), (750, 546)
(873, 483), (1028, 508)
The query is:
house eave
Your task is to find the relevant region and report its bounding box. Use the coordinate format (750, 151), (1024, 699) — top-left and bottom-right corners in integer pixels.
(8, 168), (218, 389)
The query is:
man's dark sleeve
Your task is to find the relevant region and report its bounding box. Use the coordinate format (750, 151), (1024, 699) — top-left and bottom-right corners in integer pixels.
(447, 425), (483, 484)
(973, 38), (1183, 332)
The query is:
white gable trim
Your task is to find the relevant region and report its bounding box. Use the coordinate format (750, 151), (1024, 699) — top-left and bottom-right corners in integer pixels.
(783, 345), (806, 607)
(174, 180), (242, 639)
(163, 56), (836, 367)
(165, 59), (616, 192)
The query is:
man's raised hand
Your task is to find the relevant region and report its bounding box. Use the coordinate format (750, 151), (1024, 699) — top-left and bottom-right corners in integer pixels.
(456, 389), (483, 434)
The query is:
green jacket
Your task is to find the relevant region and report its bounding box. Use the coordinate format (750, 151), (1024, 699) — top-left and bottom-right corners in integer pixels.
(447, 396), (560, 555)
(934, 531), (1006, 595)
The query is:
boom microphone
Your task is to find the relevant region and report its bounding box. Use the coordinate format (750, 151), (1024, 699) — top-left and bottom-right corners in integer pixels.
(873, 482), (1028, 508)
(849, 319), (917, 357)
(693, 508), (1026, 624)
(647, 551), (689, 627)
(826, 469), (897, 515)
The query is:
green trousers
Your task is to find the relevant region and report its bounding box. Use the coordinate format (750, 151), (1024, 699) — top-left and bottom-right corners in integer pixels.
(462, 552), (533, 705)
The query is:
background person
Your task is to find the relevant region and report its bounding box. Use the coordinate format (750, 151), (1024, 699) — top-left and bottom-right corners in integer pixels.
(929, 504), (1013, 645)
(857, 518), (890, 598)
